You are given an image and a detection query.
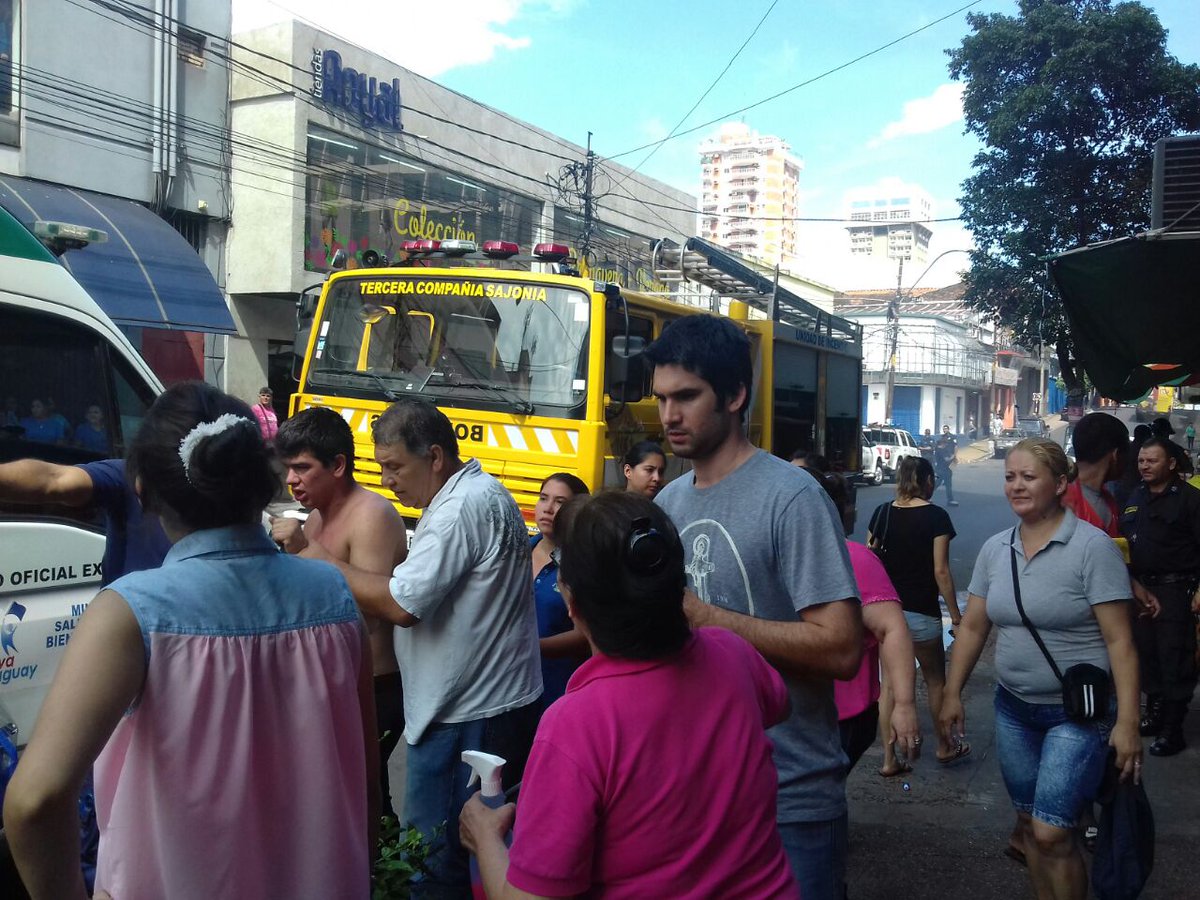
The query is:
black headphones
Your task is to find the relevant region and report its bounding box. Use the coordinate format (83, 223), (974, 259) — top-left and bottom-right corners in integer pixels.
(625, 516), (668, 574)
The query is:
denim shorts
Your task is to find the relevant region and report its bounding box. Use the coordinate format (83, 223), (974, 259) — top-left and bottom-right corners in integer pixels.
(904, 610), (944, 644)
(993, 685), (1113, 830)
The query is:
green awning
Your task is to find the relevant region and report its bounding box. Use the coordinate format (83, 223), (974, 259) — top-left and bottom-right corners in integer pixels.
(1049, 232), (1200, 400)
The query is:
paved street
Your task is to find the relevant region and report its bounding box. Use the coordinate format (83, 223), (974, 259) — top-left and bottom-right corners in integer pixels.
(843, 448), (1200, 899)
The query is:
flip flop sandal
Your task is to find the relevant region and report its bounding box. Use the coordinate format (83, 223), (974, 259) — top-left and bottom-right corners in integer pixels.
(878, 761), (913, 778)
(1003, 845), (1027, 867)
(937, 741), (972, 764)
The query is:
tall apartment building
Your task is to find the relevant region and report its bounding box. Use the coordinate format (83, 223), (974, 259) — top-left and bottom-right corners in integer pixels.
(845, 182), (933, 265)
(699, 122), (802, 265)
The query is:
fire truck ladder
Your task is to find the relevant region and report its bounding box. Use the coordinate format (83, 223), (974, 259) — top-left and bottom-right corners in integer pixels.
(651, 237), (861, 348)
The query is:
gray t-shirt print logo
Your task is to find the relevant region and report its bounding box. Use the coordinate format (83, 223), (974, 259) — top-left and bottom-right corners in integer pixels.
(679, 520), (756, 615)
(686, 533), (716, 603)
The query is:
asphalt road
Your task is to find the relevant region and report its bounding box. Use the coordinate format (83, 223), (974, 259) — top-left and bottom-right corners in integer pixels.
(842, 447), (1199, 900)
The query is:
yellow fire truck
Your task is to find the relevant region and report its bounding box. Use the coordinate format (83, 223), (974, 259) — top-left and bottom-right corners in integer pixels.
(291, 236), (863, 527)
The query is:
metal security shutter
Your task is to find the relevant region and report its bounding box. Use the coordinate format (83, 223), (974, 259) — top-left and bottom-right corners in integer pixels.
(893, 386), (921, 437)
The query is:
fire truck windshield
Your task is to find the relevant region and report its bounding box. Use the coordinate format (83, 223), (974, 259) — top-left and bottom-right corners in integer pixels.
(306, 276), (591, 417)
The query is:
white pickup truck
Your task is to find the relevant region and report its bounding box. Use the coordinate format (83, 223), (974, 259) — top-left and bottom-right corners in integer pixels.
(862, 424), (923, 484)
(0, 208), (161, 749)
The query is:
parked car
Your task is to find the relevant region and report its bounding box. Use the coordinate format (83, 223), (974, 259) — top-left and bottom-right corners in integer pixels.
(1017, 416), (1049, 437)
(994, 427), (1028, 458)
(995, 417), (1052, 458)
(1061, 404), (1085, 424)
(862, 425), (923, 484)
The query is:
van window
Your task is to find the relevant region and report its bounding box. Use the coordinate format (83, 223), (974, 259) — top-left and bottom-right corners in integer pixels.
(0, 306), (154, 468)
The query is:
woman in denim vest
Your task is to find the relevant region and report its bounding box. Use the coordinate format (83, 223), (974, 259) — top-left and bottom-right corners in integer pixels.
(5, 382), (377, 900)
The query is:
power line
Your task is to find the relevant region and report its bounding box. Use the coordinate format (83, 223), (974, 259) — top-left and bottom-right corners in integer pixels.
(226, 0), (587, 158)
(33, 0), (703, 258)
(69, 0), (700, 247)
(78, 0), (704, 244)
(611, 0), (779, 196)
(75, 0), (582, 163)
(607, 0), (986, 161)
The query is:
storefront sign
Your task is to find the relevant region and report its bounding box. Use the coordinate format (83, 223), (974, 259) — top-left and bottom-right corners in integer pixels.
(312, 49), (403, 132)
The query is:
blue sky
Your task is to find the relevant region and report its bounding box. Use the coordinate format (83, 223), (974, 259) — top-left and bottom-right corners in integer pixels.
(234, 0), (1200, 289)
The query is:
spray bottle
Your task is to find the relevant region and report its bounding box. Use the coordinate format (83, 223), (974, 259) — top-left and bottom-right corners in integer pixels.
(462, 750), (508, 900)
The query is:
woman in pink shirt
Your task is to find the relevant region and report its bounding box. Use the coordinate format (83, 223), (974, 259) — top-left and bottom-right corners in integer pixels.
(814, 471), (921, 772)
(460, 492), (798, 899)
(252, 386), (279, 442)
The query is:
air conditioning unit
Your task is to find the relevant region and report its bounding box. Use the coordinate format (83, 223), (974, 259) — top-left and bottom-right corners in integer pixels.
(1152, 134), (1200, 231)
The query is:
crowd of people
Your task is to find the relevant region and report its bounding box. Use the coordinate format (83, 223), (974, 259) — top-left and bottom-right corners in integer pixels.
(0, 312), (1194, 900)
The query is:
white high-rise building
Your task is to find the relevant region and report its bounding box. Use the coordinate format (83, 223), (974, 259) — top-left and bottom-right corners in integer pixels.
(699, 123), (802, 265)
(845, 181), (934, 265)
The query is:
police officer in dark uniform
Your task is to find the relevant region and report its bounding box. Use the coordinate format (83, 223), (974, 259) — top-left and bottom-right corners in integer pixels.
(1120, 436), (1200, 757)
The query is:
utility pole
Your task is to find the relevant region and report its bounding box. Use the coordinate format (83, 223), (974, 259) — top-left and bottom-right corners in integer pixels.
(580, 131), (596, 265)
(1038, 342), (1048, 417)
(884, 256), (903, 425)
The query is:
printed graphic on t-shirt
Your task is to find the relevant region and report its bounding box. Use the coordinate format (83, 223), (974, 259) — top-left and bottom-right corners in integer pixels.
(679, 520), (756, 615)
(486, 491), (528, 558)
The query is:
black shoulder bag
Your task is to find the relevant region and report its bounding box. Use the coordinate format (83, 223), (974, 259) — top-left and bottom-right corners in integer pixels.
(1009, 529), (1110, 722)
(869, 502), (892, 561)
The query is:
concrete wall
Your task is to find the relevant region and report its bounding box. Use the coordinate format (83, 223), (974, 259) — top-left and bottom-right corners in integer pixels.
(174, 0), (234, 221)
(14, 0), (231, 221)
(864, 381), (886, 425)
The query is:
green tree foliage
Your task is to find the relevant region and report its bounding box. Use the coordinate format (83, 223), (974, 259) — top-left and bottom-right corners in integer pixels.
(948, 0), (1200, 392)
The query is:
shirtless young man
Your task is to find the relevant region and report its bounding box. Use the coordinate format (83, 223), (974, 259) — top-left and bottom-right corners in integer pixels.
(269, 406), (409, 816)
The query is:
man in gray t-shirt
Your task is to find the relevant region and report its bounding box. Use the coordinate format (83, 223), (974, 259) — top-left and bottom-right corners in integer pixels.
(646, 315), (862, 900)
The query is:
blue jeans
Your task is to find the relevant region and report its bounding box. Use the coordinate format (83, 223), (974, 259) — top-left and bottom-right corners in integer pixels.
(993, 685), (1112, 829)
(404, 702), (540, 899)
(778, 812), (848, 900)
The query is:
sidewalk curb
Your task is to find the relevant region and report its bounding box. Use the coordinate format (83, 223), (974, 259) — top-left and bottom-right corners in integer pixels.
(960, 440), (995, 464)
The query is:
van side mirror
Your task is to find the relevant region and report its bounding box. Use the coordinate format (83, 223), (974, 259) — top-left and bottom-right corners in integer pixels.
(291, 322), (311, 382)
(609, 335), (647, 403)
(293, 284), (322, 382)
(297, 293), (318, 322)
(296, 283), (321, 327)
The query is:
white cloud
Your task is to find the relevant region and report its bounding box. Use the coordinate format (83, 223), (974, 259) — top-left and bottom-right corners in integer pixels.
(869, 83), (964, 148)
(232, 0), (568, 77)
(639, 117), (669, 142)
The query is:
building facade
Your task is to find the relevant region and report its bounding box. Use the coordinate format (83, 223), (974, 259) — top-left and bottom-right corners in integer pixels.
(226, 21), (696, 405)
(837, 284), (997, 437)
(845, 181), (933, 265)
(0, 0), (235, 385)
(698, 122), (800, 267)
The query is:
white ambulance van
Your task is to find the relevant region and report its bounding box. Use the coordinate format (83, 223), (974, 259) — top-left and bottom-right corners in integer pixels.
(0, 207), (162, 748)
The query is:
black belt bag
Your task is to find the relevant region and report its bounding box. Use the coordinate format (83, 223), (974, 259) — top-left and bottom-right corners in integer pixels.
(1058, 663), (1111, 721)
(1010, 530), (1111, 722)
